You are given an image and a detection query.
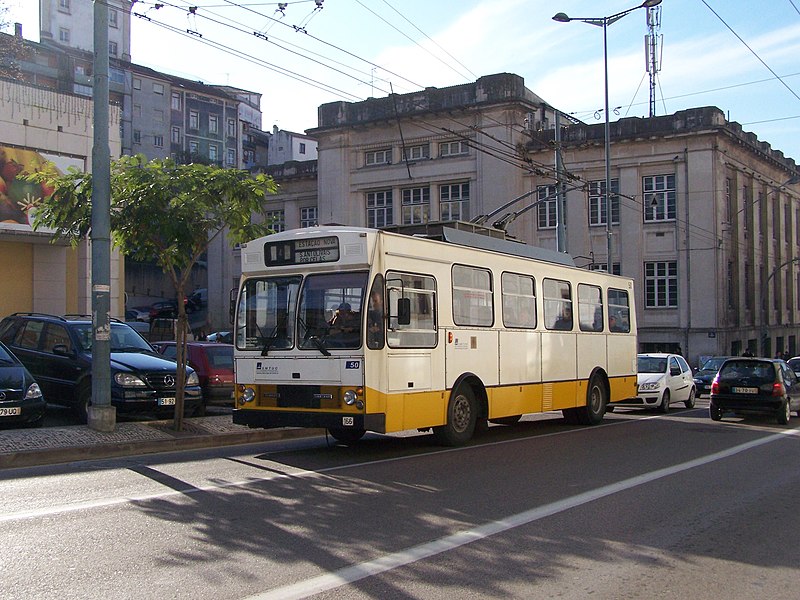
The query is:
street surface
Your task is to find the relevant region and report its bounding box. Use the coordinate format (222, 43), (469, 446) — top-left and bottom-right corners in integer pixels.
(3, 399), (800, 599)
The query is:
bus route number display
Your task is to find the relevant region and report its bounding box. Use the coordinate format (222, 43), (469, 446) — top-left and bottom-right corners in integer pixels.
(264, 236), (340, 266)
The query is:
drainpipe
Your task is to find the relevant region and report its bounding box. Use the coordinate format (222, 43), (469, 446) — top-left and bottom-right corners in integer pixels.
(683, 147), (690, 358)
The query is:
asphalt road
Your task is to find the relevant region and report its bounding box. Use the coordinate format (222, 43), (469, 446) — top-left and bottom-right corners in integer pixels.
(3, 401), (800, 599)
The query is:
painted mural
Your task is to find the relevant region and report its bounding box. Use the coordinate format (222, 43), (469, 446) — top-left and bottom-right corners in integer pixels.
(0, 146), (85, 230)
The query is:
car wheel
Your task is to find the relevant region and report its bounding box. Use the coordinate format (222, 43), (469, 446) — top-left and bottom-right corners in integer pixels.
(777, 399), (791, 425)
(327, 427), (366, 444)
(684, 387), (696, 409)
(709, 401), (723, 421)
(659, 389), (671, 413)
(433, 385), (477, 446)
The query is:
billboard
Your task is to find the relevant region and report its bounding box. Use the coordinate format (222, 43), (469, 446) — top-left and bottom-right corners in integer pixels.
(0, 146), (85, 232)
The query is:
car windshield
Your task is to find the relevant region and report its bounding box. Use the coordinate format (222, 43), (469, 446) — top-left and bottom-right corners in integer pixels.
(205, 345), (233, 368)
(638, 356), (667, 374)
(700, 357), (728, 371)
(0, 344), (15, 364)
(72, 323), (153, 352)
(718, 360), (775, 384)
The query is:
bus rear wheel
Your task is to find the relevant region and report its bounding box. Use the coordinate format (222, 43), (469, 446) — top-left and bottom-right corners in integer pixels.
(328, 427), (366, 444)
(434, 386), (477, 446)
(564, 374), (607, 426)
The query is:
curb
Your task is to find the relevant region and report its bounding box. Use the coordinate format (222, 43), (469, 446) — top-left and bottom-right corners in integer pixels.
(0, 427), (325, 470)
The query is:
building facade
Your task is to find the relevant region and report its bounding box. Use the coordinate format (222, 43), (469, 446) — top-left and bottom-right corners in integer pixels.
(39, 0), (133, 62)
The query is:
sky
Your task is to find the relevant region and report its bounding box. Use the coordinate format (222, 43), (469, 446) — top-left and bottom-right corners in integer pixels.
(4, 0), (800, 162)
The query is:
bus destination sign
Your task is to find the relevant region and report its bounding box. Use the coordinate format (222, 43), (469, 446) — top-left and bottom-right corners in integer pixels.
(264, 236), (340, 266)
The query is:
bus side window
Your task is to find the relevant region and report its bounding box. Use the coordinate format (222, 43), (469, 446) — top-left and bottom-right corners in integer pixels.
(397, 297), (411, 325)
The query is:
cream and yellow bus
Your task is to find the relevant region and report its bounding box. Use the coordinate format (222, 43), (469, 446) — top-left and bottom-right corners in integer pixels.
(232, 223), (637, 445)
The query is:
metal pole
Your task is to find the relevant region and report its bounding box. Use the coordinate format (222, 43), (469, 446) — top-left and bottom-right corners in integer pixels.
(89, 0), (115, 432)
(603, 19), (613, 273)
(555, 111), (566, 253)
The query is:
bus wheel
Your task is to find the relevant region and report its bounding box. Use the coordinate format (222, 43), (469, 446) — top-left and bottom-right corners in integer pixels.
(489, 415), (522, 426)
(434, 386), (477, 446)
(577, 374), (607, 425)
(328, 427), (366, 444)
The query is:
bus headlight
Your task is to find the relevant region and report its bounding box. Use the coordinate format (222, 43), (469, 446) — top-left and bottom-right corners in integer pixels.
(343, 390), (358, 405)
(239, 386), (256, 405)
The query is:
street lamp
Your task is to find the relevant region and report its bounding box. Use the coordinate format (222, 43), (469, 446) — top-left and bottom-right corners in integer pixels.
(553, 0), (662, 273)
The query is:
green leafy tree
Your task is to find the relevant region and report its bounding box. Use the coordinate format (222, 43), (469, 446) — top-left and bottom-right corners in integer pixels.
(28, 154), (278, 430)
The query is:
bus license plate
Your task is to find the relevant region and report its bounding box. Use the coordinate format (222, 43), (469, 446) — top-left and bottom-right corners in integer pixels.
(0, 407), (22, 416)
(158, 397), (176, 406)
(732, 387), (758, 394)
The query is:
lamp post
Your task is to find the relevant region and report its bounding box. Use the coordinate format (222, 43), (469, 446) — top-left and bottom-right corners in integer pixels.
(553, 0), (662, 273)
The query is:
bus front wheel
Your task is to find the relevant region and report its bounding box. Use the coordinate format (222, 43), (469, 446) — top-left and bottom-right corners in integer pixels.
(434, 386), (477, 446)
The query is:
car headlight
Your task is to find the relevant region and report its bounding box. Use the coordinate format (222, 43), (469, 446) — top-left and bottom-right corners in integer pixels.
(186, 371), (200, 387)
(25, 382), (42, 400)
(639, 381), (662, 391)
(114, 372), (147, 387)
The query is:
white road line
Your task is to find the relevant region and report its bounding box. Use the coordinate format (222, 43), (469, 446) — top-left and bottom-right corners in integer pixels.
(245, 428), (800, 600)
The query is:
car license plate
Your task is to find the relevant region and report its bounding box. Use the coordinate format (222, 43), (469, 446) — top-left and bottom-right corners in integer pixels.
(158, 397), (176, 406)
(732, 387), (758, 394)
(0, 407), (22, 416)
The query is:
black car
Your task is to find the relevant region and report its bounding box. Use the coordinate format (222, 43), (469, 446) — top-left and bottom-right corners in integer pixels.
(0, 340), (46, 428)
(693, 355), (734, 397)
(709, 357), (800, 424)
(0, 313), (202, 422)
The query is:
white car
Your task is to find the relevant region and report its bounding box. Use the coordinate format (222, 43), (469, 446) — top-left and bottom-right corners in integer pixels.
(609, 353), (696, 412)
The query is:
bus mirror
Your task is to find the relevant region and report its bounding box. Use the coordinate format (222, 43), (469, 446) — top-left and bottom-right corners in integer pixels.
(229, 288), (237, 324)
(397, 297), (411, 325)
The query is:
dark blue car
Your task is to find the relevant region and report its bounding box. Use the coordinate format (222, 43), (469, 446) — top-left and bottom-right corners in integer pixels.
(0, 340), (46, 428)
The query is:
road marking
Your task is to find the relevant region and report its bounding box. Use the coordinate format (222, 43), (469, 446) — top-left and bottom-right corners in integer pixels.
(244, 428), (800, 600)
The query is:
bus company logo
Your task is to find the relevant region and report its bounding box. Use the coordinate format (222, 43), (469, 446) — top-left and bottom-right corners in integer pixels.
(345, 361), (360, 369)
(255, 362), (279, 375)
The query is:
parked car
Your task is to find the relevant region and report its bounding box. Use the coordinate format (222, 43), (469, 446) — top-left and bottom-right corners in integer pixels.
(693, 355), (734, 397)
(125, 305), (151, 322)
(787, 356), (800, 377)
(206, 331), (232, 343)
(188, 288), (207, 311)
(0, 313), (202, 422)
(0, 340), (46, 428)
(152, 341), (234, 415)
(709, 357), (800, 424)
(609, 353), (696, 412)
(148, 300), (179, 321)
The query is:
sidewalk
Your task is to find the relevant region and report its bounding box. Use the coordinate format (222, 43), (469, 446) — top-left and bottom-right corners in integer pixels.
(0, 416), (322, 470)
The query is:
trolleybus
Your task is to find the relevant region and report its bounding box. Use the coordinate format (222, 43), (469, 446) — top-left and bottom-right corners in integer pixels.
(232, 223), (637, 445)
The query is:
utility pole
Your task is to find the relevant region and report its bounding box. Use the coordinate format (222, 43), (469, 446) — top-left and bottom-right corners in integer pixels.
(88, 0), (115, 432)
(554, 112), (567, 253)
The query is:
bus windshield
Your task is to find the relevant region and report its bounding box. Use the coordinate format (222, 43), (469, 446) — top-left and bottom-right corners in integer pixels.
(237, 276), (301, 352)
(298, 272), (368, 351)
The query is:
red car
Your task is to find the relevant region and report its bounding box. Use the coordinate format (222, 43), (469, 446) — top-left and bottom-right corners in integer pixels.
(152, 341), (234, 415)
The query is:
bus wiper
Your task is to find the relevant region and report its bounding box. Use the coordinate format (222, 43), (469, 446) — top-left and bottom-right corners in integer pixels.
(307, 335), (331, 356)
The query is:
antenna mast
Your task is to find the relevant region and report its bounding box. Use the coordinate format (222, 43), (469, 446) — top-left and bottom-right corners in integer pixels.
(645, 5), (662, 117)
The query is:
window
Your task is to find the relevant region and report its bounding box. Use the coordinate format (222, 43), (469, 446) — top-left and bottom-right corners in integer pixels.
(108, 41), (118, 57)
(502, 272), (536, 328)
(209, 115), (218, 134)
(153, 135), (163, 148)
(402, 186), (430, 225)
(171, 92), (181, 110)
(133, 130), (141, 144)
(189, 110), (199, 130)
(543, 279), (572, 330)
(366, 190), (393, 228)
(208, 144), (218, 161)
(299, 142), (306, 154)
(153, 109), (164, 123)
(365, 148), (392, 166)
(537, 184), (557, 229)
(227, 118), (236, 137)
(578, 284), (603, 332)
(608, 288), (631, 332)
(133, 78), (141, 90)
(266, 210), (285, 233)
(439, 140), (469, 157)
(452, 265), (493, 327)
(386, 272), (437, 348)
(189, 140), (199, 154)
(171, 127), (180, 144)
(110, 69), (125, 84)
(74, 84), (91, 97)
(742, 184), (751, 231)
(725, 178), (732, 223)
(109, 9), (118, 28)
(153, 82), (164, 95)
(589, 263), (621, 276)
(440, 182), (469, 221)
(588, 179), (620, 226)
(300, 207), (318, 228)
(643, 174), (676, 222)
(403, 144), (430, 161)
(227, 148), (236, 166)
(58, 0), (70, 13)
(133, 104), (141, 118)
(59, 28), (70, 43)
(645, 261), (678, 308)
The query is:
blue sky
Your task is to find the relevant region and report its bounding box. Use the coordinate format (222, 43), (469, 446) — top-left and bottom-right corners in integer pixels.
(5, 0), (800, 162)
